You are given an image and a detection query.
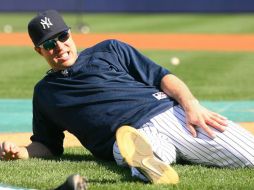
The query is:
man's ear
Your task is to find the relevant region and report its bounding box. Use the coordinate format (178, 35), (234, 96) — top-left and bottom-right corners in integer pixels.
(34, 47), (43, 55)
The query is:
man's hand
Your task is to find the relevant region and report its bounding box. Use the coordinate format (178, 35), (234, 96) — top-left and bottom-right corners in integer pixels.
(0, 141), (54, 161)
(160, 74), (228, 138)
(0, 141), (28, 160)
(185, 100), (228, 138)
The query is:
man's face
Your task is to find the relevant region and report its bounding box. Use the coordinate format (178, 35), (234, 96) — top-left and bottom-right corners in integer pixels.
(35, 31), (78, 71)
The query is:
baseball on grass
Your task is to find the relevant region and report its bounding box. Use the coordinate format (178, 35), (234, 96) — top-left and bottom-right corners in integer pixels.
(3, 24), (13, 33)
(170, 57), (180, 66)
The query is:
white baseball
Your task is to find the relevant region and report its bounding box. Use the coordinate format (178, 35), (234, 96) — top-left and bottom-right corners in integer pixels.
(3, 24), (13, 33)
(170, 57), (180, 66)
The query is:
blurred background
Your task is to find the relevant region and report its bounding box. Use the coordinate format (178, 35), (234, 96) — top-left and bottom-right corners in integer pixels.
(1, 0), (254, 12)
(1, 0), (254, 33)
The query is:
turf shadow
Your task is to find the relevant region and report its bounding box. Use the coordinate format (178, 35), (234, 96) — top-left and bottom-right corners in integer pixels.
(40, 152), (136, 183)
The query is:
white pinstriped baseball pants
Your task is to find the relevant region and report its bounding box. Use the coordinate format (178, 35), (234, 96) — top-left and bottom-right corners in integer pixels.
(113, 105), (254, 178)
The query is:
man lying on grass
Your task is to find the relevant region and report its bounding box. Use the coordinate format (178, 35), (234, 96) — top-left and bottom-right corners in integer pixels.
(1, 10), (254, 185)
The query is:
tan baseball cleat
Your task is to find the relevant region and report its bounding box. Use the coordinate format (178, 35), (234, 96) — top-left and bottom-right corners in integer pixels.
(116, 125), (179, 184)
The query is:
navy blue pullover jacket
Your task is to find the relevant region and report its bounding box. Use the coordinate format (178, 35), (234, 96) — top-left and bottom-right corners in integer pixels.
(31, 39), (177, 160)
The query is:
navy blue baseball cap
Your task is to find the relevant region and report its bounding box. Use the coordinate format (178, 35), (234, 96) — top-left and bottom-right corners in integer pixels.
(28, 10), (70, 47)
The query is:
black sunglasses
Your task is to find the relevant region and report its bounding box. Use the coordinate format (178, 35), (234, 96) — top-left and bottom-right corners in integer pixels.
(39, 30), (70, 50)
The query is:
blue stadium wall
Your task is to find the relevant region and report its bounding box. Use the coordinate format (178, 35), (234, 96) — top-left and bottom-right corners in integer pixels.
(1, 0), (254, 12)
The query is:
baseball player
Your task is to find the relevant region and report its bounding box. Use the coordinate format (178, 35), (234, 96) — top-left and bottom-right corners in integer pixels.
(1, 10), (254, 184)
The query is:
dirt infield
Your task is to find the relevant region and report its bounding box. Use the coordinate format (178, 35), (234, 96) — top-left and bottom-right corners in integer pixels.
(0, 122), (253, 147)
(0, 132), (81, 147)
(1, 32), (254, 51)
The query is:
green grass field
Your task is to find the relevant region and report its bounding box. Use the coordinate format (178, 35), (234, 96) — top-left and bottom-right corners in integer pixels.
(1, 13), (254, 190)
(1, 148), (254, 190)
(1, 13), (254, 33)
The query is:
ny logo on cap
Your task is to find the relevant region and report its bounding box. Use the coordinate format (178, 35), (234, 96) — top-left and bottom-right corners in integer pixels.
(40, 17), (53, 29)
